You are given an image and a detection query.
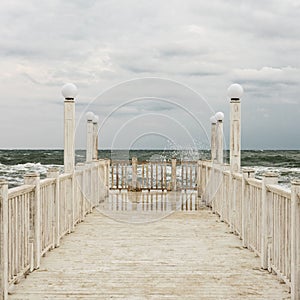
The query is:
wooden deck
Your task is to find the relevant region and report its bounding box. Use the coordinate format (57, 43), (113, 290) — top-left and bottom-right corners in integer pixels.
(8, 192), (290, 299)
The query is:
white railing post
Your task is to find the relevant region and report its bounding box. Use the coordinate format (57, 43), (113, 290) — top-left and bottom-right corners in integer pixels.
(291, 180), (300, 299)
(215, 112), (224, 164)
(86, 112), (94, 162)
(24, 173), (41, 270)
(105, 159), (110, 196)
(76, 163), (85, 220)
(0, 180), (8, 300)
(98, 160), (105, 202)
(210, 116), (217, 162)
(86, 162), (93, 213)
(261, 172), (278, 270)
(92, 115), (99, 160)
(228, 84), (243, 173)
(197, 160), (202, 198)
(171, 158), (177, 191)
(132, 157), (138, 190)
(62, 83), (77, 173)
(47, 168), (60, 248)
(241, 168), (255, 248)
(92, 160), (99, 206)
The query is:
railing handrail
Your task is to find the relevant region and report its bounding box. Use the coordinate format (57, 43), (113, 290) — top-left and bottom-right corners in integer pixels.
(246, 177), (262, 188)
(8, 184), (35, 199)
(266, 183), (291, 199)
(197, 159), (300, 299)
(40, 177), (56, 188)
(0, 159), (110, 298)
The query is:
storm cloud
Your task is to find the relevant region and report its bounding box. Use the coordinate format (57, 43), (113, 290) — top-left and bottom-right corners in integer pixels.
(0, 0), (299, 149)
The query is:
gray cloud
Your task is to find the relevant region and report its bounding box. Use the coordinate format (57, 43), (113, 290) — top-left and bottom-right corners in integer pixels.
(0, 0), (299, 149)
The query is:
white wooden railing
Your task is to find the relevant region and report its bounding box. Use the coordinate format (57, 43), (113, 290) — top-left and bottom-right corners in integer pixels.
(198, 160), (300, 299)
(110, 157), (197, 191)
(0, 159), (109, 299)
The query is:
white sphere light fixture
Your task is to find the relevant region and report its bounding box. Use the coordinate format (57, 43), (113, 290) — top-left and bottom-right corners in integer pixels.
(93, 115), (99, 123)
(210, 116), (217, 124)
(86, 111), (94, 121)
(215, 111), (224, 121)
(61, 83), (78, 99)
(228, 83), (244, 99)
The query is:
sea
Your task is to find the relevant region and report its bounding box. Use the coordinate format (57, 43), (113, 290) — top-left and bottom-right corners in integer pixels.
(0, 149), (300, 189)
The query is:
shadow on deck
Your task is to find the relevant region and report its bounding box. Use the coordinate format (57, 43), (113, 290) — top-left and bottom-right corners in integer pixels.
(8, 191), (290, 299)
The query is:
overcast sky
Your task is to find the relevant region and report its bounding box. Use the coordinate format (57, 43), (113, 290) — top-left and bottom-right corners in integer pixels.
(0, 0), (299, 150)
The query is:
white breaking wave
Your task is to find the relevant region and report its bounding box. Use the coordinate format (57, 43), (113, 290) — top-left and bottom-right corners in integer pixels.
(0, 163), (63, 187)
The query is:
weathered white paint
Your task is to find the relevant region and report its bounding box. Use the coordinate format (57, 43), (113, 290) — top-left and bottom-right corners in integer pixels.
(0, 180), (8, 300)
(92, 120), (98, 160)
(131, 157), (138, 190)
(86, 119), (93, 162)
(210, 123), (217, 162)
(261, 172), (278, 270)
(241, 168), (255, 248)
(216, 120), (223, 164)
(7, 196), (290, 299)
(24, 173), (41, 270)
(64, 99), (75, 173)
(291, 180), (300, 299)
(230, 99), (241, 173)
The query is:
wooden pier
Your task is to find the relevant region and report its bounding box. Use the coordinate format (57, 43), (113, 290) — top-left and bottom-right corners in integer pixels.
(1, 83), (299, 299)
(7, 192), (290, 299)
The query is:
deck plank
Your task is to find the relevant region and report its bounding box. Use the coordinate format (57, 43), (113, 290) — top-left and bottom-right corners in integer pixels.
(9, 192), (290, 299)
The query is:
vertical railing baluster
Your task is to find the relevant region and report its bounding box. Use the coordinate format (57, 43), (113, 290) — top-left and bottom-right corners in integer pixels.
(116, 163), (119, 190)
(111, 164), (114, 189)
(150, 163), (153, 190)
(164, 163), (167, 190)
(142, 164), (145, 189)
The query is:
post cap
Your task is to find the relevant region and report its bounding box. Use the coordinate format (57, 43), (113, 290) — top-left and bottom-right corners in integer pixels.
(86, 111), (94, 121)
(242, 168), (255, 173)
(62, 83), (78, 99)
(215, 111), (224, 121)
(228, 83), (243, 99)
(210, 116), (217, 124)
(47, 167), (59, 173)
(93, 115), (99, 123)
(0, 179), (8, 186)
(24, 172), (40, 177)
(262, 172), (278, 177)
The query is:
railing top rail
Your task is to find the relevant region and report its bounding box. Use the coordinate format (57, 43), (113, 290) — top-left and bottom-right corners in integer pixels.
(59, 173), (72, 181)
(232, 172), (243, 180)
(40, 178), (56, 188)
(8, 184), (35, 199)
(267, 183), (291, 199)
(110, 159), (198, 165)
(223, 170), (231, 176)
(246, 177), (262, 189)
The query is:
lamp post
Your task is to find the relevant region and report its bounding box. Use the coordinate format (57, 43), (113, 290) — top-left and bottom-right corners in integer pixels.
(215, 111), (224, 164)
(86, 112), (94, 162)
(62, 83), (77, 173)
(228, 83), (244, 173)
(210, 116), (217, 162)
(93, 115), (99, 160)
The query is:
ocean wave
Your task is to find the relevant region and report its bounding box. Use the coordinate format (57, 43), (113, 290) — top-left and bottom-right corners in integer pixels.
(0, 163), (63, 188)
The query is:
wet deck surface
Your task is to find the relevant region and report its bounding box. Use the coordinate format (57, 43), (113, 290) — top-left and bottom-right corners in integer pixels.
(9, 191), (290, 299)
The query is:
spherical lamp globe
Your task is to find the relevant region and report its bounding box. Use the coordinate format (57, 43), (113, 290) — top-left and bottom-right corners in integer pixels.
(86, 111), (94, 121)
(228, 83), (243, 99)
(210, 116), (217, 124)
(215, 111), (224, 121)
(61, 83), (78, 99)
(93, 115), (99, 123)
